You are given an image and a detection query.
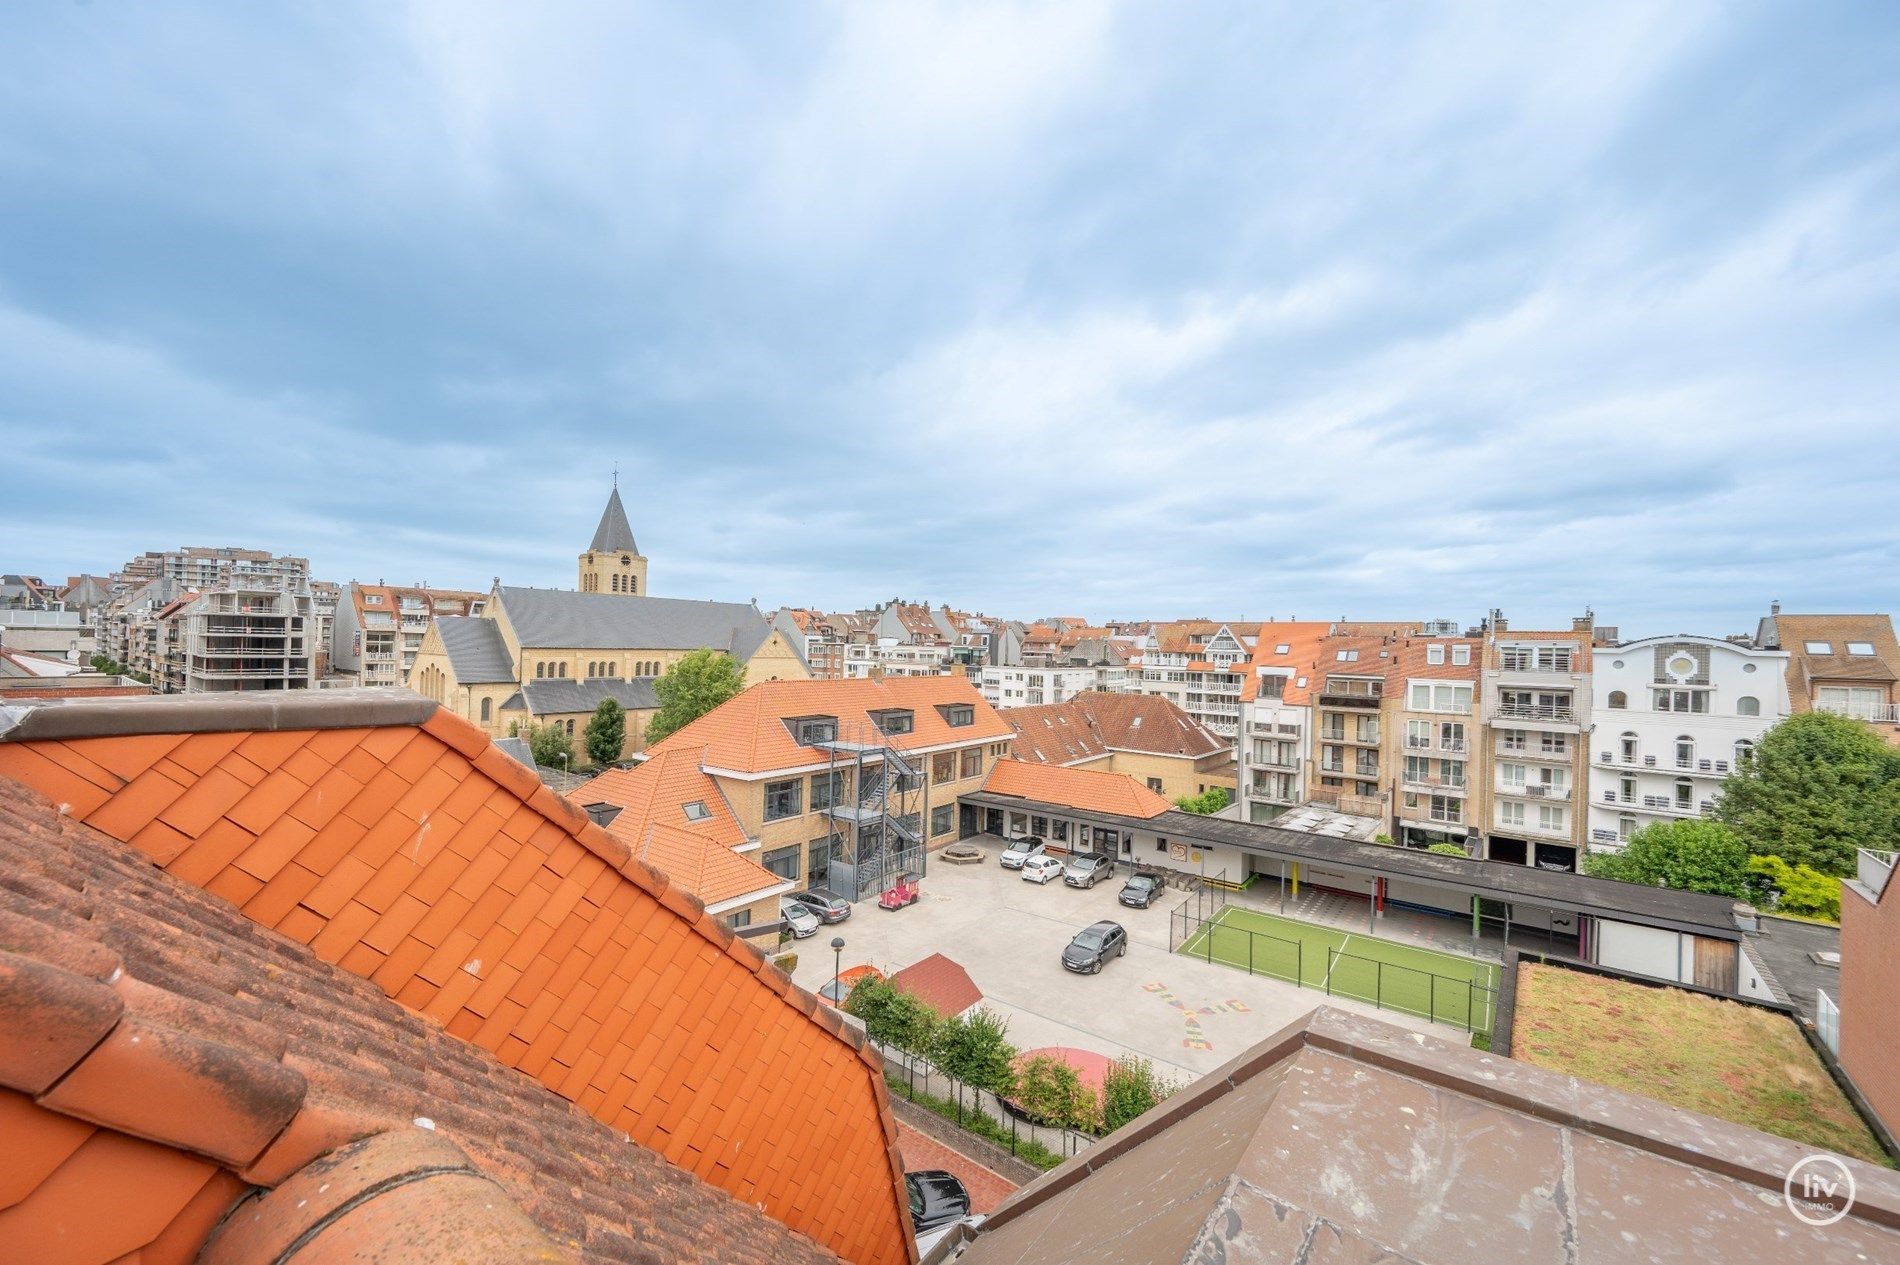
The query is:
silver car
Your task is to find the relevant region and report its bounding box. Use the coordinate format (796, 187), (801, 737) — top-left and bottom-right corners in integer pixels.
(780, 899), (821, 938)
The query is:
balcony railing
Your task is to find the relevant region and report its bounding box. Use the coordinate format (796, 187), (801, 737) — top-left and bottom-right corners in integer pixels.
(1496, 783), (1571, 801)
(1818, 701), (1900, 724)
(1402, 774), (1466, 793)
(1858, 849), (1897, 900)
(1493, 703), (1577, 724)
(1319, 679), (1383, 707)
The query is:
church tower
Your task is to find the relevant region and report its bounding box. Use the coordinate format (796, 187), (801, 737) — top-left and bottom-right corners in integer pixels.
(578, 483), (649, 596)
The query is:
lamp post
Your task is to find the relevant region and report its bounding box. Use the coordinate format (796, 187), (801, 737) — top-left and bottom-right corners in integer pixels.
(830, 936), (846, 1005)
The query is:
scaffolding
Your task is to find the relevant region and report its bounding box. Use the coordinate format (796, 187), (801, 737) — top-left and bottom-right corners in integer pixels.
(813, 720), (929, 902)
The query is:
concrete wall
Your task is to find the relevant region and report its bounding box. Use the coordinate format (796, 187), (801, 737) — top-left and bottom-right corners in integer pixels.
(1738, 945), (1777, 1002)
(1841, 875), (1900, 1132)
(1595, 919), (1684, 983)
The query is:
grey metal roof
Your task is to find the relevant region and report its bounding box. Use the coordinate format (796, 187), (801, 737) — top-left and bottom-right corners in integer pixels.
(497, 587), (769, 656)
(957, 789), (1743, 937)
(519, 677), (659, 716)
(588, 487), (639, 554)
(493, 735), (535, 768)
(435, 616), (516, 684)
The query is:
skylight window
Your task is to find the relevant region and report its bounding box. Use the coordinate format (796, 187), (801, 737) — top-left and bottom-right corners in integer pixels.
(1335, 650), (1358, 661)
(683, 801), (711, 821)
(1275, 644), (1290, 654)
(1847, 642), (1876, 656)
(1804, 641), (1833, 654)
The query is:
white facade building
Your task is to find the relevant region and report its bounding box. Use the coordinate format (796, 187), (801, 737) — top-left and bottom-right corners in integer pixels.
(841, 639), (951, 679)
(1585, 636), (1790, 852)
(978, 663), (1129, 709)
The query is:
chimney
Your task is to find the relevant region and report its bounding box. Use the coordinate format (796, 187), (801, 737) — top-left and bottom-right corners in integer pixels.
(1771, 600), (1781, 615)
(1572, 610), (1594, 634)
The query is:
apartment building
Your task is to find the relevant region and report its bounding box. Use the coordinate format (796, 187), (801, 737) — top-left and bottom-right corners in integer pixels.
(1755, 605), (1900, 741)
(1587, 635), (1790, 852)
(1478, 619), (1594, 871)
(639, 677), (1015, 901)
(1391, 636), (1484, 850)
(841, 637), (951, 678)
(331, 581), (485, 687)
(116, 544), (310, 591)
(159, 580), (317, 693)
(1132, 621), (1258, 737)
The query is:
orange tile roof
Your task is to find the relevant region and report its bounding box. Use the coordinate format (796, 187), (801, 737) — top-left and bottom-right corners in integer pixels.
(1768, 614), (1900, 713)
(888, 953), (982, 1021)
(0, 691), (914, 1265)
(0, 773), (839, 1264)
(1006, 694), (1228, 765)
(1242, 623), (1416, 704)
(569, 747), (747, 849)
(632, 821), (789, 908)
(649, 676), (1013, 774)
(979, 759), (1173, 819)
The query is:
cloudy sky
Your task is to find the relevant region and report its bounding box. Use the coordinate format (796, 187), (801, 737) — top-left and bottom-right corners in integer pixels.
(4, 3), (1896, 636)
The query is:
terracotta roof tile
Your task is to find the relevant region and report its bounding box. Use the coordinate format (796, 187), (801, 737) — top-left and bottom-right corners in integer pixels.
(980, 758), (1174, 819)
(1006, 694), (1227, 766)
(888, 953), (982, 1020)
(0, 691), (915, 1265)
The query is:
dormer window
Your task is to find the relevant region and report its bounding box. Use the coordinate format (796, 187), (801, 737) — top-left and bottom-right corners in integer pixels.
(786, 715), (838, 745)
(937, 703), (975, 728)
(874, 709), (914, 736)
(683, 801), (711, 822)
(363, 594), (381, 604)
(581, 802), (623, 828)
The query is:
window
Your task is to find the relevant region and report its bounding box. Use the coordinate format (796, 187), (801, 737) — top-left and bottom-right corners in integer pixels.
(932, 752), (955, 782)
(1618, 814), (1636, 841)
(1451, 644), (1470, 666)
(809, 771), (844, 811)
(1736, 696), (1760, 716)
(1619, 776), (1636, 803)
(1538, 805), (1564, 832)
(789, 715), (837, 745)
(961, 747), (982, 778)
(762, 844), (801, 881)
(1607, 690), (1626, 709)
(1804, 641), (1832, 654)
(1147, 777), (1164, 792)
(1427, 645), (1445, 665)
(1675, 736), (1694, 767)
(1275, 643), (1290, 654)
(942, 704), (975, 727)
(683, 800), (711, 822)
(726, 909), (751, 930)
(479, 697), (491, 722)
(1675, 778), (1693, 810)
(1499, 762), (1526, 789)
(763, 779), (803, 822)
(1654, 688), (1709, 713)
(1736, 739), (1755, 766)
(1499, 802), (1525, 827)
(875, 710), (914, 735)
(932, 805), (954, 836)
(535, 662), (545, 678)
(1620, 733), (1638, 763)
(1847, 641), (1876, 656)
(1335, 649), (1358, 662)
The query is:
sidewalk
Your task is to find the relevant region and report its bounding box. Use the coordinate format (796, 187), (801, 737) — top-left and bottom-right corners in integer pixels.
(895, 1124), (1019, 1214)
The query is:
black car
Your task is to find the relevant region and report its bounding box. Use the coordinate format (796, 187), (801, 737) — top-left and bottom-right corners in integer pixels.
(1061, 920), (1128, 974)
(1118, 874), (1163, 909)
(786, 888), (851, 923)
(905, 1169), (971, 1234)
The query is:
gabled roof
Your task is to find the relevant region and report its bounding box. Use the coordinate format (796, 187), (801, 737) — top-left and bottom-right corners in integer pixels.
(519, 677), (659, 715)
(569, 747), (749, 851)
(1764, 614), (1900, 711)
(649, 677), (1013, 774)
(435, 615), (517, 684)
(1005, 695), (1227, 766)
(496, 587), (768, 656)
(979, 759), (1173, 819)
(888, 953), (982, 1020)
(588, 486), (639, 554)
(632, 821), (791, 910)
(0, 690), (915, 1265)
(944, 1007), (1900, 1265)
(0, 774), (838, 1264)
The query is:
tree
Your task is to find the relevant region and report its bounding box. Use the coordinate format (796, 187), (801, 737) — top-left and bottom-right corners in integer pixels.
(1715, 712), (1900, 876)
(1014, 1054), (1097, 1131)
(930, 1008), (1018, 1096)
(526, 722), (573, 769)
(1582, 819), (1752, 898)
(844, 977), (939, 1054)
(645, 649), (747, 745)
(1099, 1054), (1178, 1133)
(1172, 787), (1230, 815)
(583, 698), (626, 767)
(1747, 855), (1843, 922)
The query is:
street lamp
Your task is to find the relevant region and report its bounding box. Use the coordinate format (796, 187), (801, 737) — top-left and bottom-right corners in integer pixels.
(830, 936), (846, 1005)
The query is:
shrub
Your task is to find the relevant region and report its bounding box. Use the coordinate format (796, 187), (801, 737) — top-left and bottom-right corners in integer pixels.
(1099, 1054), (1179, 1133)
(884, 1072), (1064, 1169)
(1173, 787), (1231, 815)
(1015, 1054), (1098, 1131)
(931, 1007), (1018, 1097)
(1747, 855), (1843, 922)
(1427, 842), (1469, 857)
(771, 952), (798, 974)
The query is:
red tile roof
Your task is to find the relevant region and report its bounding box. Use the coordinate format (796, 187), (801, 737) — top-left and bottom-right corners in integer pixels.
(649, 676), (1013, 774)
(570, 747), (747, 849)
(0, 773), (840, 1264)
(0, 691), (914, 1265)
(888, 953), (982, 1020)
(979, 759), (1173, 819)
(1005, 694), (1227, 766)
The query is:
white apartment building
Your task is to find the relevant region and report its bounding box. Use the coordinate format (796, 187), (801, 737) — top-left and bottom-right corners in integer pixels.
(1133, 623), (1253, 737)
(1586, 635), (1790, 853)
(978, 663), (1129, 709)
(164, 582), (316, 694)
(841, 639), (951, 679)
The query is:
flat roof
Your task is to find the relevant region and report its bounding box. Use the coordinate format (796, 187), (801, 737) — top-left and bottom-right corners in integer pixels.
(959, 789), (1742, 938)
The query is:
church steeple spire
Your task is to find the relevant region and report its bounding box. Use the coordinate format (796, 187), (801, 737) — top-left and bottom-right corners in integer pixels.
(579, 484), (648, 596)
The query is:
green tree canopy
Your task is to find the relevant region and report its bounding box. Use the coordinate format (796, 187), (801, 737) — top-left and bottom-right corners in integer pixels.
(1746, 855), (1843, 921)
(1099, 1054), (1178, 1133)
(1715, 711), (1900, 876)
(1014, 1054), (1097, 1132)
(582, 697), (626, 767)
(645, 649), (747, 745)
(930, 1007), (1018, 1097)
(1582, 819), (1752, 898)
(1172, 786), (1230, 815)
(526, 722), (573, 769)
(844, 977), (940, 1054)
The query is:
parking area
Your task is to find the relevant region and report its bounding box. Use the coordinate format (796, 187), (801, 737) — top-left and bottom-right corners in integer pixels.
(788, 836), (1441, 1081)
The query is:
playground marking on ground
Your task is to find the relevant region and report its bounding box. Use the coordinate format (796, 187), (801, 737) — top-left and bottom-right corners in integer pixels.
(1142, 982), (1251, 1051)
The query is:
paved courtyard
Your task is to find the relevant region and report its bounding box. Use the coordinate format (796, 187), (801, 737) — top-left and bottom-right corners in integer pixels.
(789, 838), (1443, 1082)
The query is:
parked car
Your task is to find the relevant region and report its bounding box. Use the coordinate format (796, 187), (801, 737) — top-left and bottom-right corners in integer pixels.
(998, 836), (1046, 869)
(785, 888), (851, 923)
(905, 1170), (971, 1235)
(780, 899), (821, 938)
(1062, 854), (1115, 888)
(1020, 855), (1064, 884)
(1118, 873), (1164, 908)
(878, 872), (922, 910)
(1061, 921), (1128, 974)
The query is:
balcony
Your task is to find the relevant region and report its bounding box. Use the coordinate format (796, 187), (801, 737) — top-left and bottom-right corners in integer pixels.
(1492, 702), (1577, 726)
(1318, 678), (1383, 708)
(1308, 788), (1386, 818)
(1497, 783), (1571, 802)
(1402, 774), (1467, 794)
(1320, 728), (1380, 747)
(1818, 701), (1900, 724)
(1497, 817), (1571, 841)
(1857, 849), (1896, 900)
